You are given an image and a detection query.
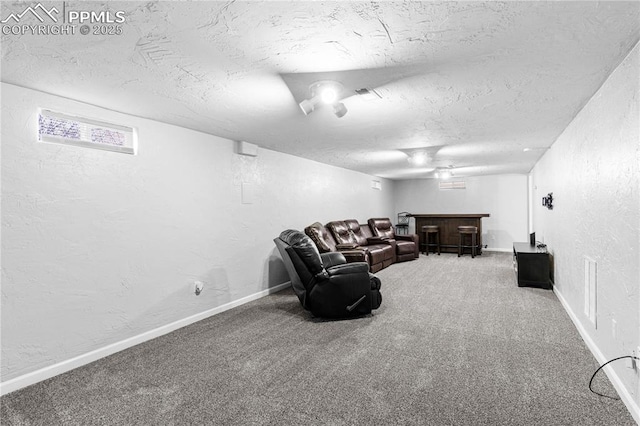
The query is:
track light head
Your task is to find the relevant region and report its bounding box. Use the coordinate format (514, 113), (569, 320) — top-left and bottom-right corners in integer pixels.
(320, 87), (339, 104)
(333, 102), (347, 118)
(299, 99), (315, 115)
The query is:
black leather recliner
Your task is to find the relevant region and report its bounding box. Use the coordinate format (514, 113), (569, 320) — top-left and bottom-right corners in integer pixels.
(274, 229), (382, 318)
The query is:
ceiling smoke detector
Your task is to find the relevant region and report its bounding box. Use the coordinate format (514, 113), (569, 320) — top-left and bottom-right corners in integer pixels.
(299, 80), (347, 118)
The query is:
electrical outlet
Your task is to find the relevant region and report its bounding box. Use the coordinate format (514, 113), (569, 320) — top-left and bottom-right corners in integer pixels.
(194, 281), (204, 296)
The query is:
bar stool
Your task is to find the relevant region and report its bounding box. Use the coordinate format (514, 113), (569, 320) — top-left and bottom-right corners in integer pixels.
(421, 225), (440, 256)
(458, 226), (478, 258)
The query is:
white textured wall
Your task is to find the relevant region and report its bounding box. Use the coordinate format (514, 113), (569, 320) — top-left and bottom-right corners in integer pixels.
(0, 83), (393, 383)
(531, 43), (639, 409)
(392, 175), (529, 251)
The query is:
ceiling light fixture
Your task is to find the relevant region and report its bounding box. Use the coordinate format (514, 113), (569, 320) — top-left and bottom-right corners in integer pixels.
(407, 151), (429, 166)
(299, 80), (347, 118)
(435, 168), (453, 180)
(320, 87), (339, 104)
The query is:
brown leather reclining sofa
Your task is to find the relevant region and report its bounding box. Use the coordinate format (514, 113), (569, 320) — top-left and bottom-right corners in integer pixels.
(304, 222), (370, 265)
(368, 218), (420, 263)
(304, 218), (418, 273)
(328, 220), (395, 273)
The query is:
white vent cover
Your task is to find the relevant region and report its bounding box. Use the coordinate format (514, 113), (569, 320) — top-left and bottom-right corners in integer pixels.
(38, 109), (137, 155)
(237, 141), (258, 157)
(439, 181), (466, 190)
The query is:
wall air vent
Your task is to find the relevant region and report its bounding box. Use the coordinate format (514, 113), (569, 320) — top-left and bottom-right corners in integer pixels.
(38, 109), (137, 155)
(439, 181), (466, 190)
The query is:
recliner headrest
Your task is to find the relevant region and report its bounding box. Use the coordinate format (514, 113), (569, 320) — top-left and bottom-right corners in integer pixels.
(279, 229), (324, 275)
(304, 222), (335, 253)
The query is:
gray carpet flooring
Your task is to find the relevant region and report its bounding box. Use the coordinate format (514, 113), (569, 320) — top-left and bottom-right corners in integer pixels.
(1, 252), (636, 425)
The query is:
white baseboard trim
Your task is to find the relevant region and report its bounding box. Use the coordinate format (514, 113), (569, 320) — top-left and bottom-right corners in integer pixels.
(0, 282), (291, 396)
(484, 248), (512, 253)
(553, 286), (640, 424)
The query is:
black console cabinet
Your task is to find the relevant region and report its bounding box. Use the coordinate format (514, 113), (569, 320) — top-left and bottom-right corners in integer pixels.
(513, 242), (551, 289)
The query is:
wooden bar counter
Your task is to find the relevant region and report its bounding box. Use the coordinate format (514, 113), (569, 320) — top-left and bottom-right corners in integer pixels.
(410, 214), (490, 254)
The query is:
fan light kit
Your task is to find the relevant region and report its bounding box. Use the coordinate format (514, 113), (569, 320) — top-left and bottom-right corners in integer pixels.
(299, 80), (347, 118)
(435, 168), (453, 179)
(407, 151), (428, 166)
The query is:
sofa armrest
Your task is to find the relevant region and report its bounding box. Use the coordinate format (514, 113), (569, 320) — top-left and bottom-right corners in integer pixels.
(326, 262), (370, 276)
(396, 234), (419, 244)
(320, 251), (347, 268)
(336, 243), (360, 250)
(366, 236), (391, 244)
(340, 250), (367, 264)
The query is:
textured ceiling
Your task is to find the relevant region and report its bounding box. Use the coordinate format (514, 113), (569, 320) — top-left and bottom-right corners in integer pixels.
(2, 1), (639, 179)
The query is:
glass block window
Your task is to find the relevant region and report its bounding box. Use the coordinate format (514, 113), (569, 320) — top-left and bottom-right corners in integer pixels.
(38, 109), (137, 154)
(91, 128), (125, 147)
(439, 181), (466, 190)
(39, 114), (81, 140)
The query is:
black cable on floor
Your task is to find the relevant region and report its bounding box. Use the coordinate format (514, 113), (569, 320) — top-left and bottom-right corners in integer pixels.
(589, 355), (640, 399)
